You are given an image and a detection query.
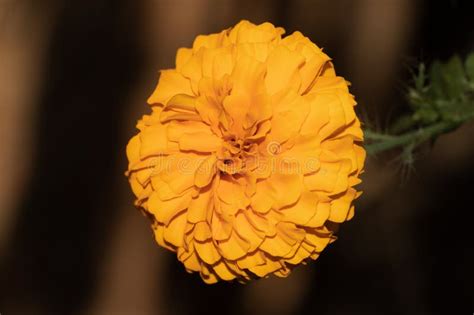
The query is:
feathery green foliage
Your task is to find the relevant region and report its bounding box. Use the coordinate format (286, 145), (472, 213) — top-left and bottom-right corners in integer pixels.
(365, 53), (474, 157)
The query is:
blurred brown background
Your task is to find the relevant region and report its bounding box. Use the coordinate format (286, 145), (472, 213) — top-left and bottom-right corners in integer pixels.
(0, 0), (473, 314)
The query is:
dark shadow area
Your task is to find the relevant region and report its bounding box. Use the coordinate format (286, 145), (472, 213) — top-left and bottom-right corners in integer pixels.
(0, 1), (144, 313)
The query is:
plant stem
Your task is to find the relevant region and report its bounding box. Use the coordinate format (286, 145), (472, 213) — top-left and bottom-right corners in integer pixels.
(364, 114), (474, 156)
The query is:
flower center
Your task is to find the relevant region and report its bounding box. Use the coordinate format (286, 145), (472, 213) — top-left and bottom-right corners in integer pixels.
(217, 135), (258, 175)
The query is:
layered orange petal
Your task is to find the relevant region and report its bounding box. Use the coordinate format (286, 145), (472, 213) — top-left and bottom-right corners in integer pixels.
(126, 20), (365, 283)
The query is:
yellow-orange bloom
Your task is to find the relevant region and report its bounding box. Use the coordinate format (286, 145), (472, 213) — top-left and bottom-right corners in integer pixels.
(126, 20), (365, 283)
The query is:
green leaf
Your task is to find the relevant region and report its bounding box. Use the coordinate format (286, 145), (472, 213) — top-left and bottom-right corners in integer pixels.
(413, 108), (439, 124)
(465, 52), (474, 81)
(439, 100), (474, 123)
(441, 55), (465, 99)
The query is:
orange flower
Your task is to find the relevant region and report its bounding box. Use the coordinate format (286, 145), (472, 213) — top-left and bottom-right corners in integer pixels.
(126, 20), (365, 283)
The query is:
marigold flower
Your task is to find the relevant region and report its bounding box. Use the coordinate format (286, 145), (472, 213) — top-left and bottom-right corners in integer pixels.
(126, 20), (365, 283)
